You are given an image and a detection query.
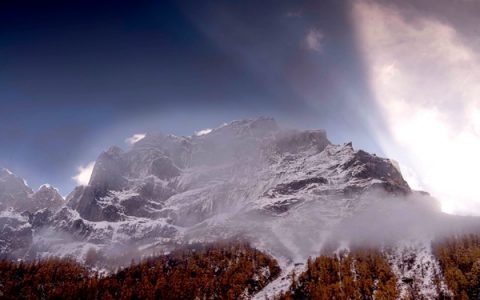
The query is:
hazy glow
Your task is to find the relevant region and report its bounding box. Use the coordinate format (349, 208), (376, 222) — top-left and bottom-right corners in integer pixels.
(72, 161), (95, 186)
(472, 109), (480, 135)
(354, 1), (480, 214)
(125, 133), (146, 145)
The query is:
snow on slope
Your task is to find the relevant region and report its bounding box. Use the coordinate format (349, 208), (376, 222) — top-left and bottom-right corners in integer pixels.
(386, 240), (452, 299)
(252, 261), (306, 300)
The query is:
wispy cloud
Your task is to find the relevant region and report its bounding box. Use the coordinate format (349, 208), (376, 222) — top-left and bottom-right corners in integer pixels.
(304, 28), (324, 52)
(72, 161), (95, 186)
(125, 133), (146, 145)
(286, 10), (302, 18)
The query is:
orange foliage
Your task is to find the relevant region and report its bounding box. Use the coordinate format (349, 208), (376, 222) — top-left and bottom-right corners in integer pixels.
(0, 241), (280, 300)
(433, 233), (480, 299)
(278, 249), (398, 300)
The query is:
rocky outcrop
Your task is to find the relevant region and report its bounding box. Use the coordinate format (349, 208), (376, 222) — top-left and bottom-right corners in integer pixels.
(0, 169), (63, 213)
(0, 168), (33, 211)
(30, 185), (64, 212)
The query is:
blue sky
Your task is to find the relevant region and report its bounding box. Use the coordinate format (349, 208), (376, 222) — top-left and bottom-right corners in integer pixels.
(1, 0), (381, 193)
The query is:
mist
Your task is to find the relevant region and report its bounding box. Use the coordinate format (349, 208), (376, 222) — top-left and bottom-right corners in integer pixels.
(185, 189), (480, 265)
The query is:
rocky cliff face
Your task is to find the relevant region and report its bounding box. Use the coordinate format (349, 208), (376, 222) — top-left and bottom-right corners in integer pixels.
(70, 117), (409, 224)
(0, 118), (414, 260)
(0, 169), (63, 213)
(0, 169), (64, 258)
(0, 168), (33, 211)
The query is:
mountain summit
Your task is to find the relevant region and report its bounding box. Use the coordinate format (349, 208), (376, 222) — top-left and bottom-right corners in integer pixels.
(0, 118), (413, 261)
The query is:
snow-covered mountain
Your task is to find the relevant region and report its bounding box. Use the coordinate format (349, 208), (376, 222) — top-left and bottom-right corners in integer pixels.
(0, 117), (462, 298)
(0, 169), (64, 257)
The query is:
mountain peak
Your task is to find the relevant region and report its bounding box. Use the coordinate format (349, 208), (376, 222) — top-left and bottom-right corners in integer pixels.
(0, 167), (32, 193)
(1, 168), (13, 176)
(38, 183), (61, 195)
(32, 184), (64, 210)
(211, 117), (279, 137)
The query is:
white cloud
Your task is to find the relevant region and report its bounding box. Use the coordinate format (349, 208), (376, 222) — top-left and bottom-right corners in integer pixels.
(286, 10), (302, 18)
(125, 133), (146, 145)
(72, 161), (95, 186)
(354, 1), (480, 215)
(304, 28), (324, 52)
(195, 128), (212, 136)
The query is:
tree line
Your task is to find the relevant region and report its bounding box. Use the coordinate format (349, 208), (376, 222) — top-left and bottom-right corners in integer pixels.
(0, 241), (280, 300)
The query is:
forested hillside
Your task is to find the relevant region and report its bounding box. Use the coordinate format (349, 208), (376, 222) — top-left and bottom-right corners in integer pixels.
(433, 234), (480, 299)
(0, 242), (280, 300)
(277, 249), (398, 300)
(5, 235), (480, 299)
